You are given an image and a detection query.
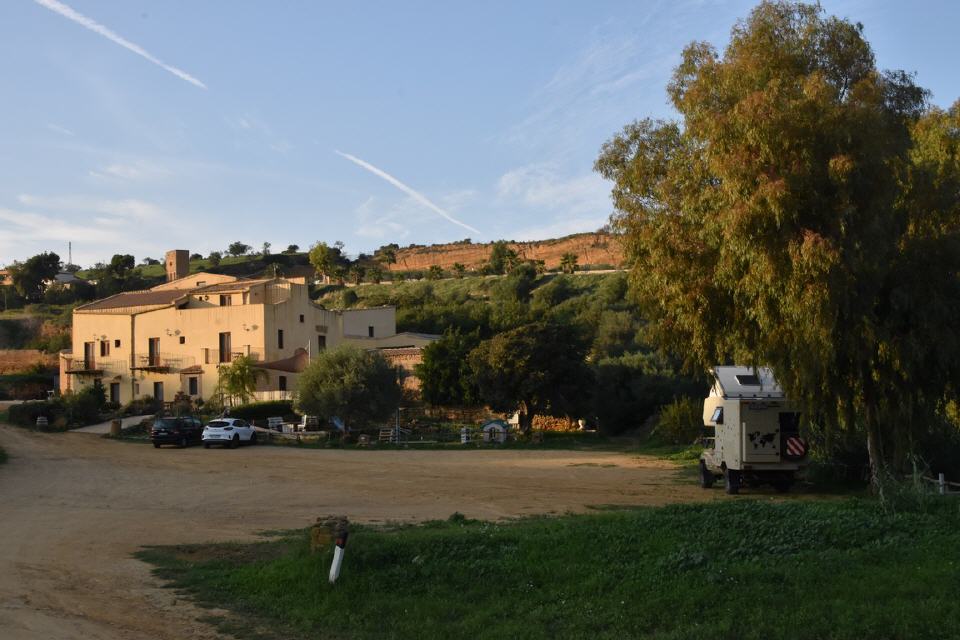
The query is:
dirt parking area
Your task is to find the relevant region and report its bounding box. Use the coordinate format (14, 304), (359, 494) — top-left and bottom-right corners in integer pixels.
(0, 425), (713, 640)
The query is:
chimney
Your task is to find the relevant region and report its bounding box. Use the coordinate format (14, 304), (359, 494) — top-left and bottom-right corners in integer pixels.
(165, 250), (189, 282)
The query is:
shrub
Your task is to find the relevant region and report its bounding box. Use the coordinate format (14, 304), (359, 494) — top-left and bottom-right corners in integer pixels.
(652, 397), (704, 445)
(8, 399), (67, 429)
(0, 373), (53, 400)
(229, 400), (297, 423)
(122, 395), (161, 416)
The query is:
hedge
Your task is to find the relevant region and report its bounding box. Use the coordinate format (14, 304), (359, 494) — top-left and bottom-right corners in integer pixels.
(8, 399), (68, 429)
(228, 400), (297, 423)
(0, 373), (54, 401)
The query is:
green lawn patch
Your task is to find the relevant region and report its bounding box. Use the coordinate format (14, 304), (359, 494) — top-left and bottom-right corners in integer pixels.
(137, 500), (960, 640)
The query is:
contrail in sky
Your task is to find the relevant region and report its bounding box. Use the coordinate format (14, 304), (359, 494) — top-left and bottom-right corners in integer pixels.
(336, 150), (481, 235)
(33, 0), (207, 89)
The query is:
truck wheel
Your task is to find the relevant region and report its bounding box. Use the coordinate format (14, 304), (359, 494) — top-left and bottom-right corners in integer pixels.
(725, 469), (741, 495)
(699, 461), (715, 489)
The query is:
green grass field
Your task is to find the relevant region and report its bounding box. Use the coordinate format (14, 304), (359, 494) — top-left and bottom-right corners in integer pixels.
(137, 499), (960, 640)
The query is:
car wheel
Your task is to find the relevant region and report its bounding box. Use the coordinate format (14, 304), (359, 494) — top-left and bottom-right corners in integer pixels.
(203, 442), (210, 449)
(249, 432), (257, 446)
(725, 469), (741, 495)
(153, 442), (160, 449)
(179, 436), (188, 448)
(699, 460), (715, 489)
(231, 434), (240, 449)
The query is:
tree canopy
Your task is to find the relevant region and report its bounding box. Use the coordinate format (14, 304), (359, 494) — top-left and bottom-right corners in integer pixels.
(295, 345), (401, 429)
(416, 329), (481, 406)
(9, 252), (60, 301)
(468, 321), (593, 432)
(308, 241), (349, 281)
(595, 0), (960, 482)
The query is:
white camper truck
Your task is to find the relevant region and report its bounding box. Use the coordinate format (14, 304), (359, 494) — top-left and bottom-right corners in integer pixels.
(699, 366), (809, 494)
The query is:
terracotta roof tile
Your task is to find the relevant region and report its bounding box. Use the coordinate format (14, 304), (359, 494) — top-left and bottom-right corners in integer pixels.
(193, 278), (273, 294)
(77, 290), (187, 311)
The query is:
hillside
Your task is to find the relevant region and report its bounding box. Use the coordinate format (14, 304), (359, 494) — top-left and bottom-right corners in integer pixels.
(389, 232), (623, 272)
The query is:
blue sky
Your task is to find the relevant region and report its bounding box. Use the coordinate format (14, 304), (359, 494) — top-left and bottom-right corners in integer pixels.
(1, 1), (958, 267)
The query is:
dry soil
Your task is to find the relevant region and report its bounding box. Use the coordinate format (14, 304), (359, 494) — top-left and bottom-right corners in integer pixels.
(0, 425), (710, 640)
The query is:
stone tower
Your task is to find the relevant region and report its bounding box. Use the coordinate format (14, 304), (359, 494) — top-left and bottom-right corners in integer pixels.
(165, 249), (189, 282)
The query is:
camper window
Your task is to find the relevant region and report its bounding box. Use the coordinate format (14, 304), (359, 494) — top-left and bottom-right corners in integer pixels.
(735, 374), (760, 386)
(711, 407), (724, 424)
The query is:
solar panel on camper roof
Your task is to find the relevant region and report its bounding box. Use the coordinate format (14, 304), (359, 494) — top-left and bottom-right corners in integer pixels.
(735, 374), (760, 386)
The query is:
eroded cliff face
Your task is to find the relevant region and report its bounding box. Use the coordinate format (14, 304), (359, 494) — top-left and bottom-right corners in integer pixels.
(389, 232), (624, 271)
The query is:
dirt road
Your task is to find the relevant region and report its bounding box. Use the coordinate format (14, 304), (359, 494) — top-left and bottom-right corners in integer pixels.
(0, 426), (711, 640)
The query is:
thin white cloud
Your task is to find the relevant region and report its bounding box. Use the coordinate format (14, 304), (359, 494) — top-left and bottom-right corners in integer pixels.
(16, 194), (163, 221)
(46, 123), (75, 137)
(336, 150), (481, 235)
(497, 164), (610, 216)
(32, 0), (207, 89)
(495, 164), (611, 241)
(88, 161), (171, 182)
(226, 114), (292, 153)
(0, 197), (205, 266)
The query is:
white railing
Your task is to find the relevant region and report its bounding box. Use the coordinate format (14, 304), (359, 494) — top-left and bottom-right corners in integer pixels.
(252, 390), (293, 402)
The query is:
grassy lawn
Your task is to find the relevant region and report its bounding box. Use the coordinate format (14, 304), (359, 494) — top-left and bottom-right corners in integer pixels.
(137, 499), (960, 640)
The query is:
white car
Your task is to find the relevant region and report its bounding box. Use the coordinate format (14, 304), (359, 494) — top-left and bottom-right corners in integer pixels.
(202, 418), (257, 448)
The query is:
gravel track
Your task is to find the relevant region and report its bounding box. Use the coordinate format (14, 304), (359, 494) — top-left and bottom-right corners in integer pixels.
(0, 425), (709, 639)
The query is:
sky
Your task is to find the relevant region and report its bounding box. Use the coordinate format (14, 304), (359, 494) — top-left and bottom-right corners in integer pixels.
(1, 0), (958, 267)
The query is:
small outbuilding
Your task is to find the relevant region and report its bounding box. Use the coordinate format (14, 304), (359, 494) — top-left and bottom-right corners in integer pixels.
(481, 419), (509, 444)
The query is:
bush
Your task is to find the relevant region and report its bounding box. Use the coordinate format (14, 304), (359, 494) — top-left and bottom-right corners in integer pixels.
(652, 397), (704, 445)
(122, 395), (161, 417)
(229, 400), (296, 423)
(0, 373), (53, 400)
(8, 399), (67, 429)
(8, 382), (111, 428)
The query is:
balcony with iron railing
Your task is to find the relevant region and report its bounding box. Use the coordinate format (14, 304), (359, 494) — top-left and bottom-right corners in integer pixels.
(65, 357), (125, 375)
(130, 352), (195, 373)
(201, 346), (265, 366)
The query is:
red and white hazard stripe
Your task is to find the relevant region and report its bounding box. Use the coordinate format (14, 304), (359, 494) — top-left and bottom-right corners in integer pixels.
(785, 436), (806, 458)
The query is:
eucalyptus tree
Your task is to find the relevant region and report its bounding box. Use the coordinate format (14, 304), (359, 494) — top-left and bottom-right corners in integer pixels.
(595, 1), (960, 485)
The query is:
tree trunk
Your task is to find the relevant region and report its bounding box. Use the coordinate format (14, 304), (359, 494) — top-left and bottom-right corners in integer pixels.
(518, 403), (533, 435)
(865, 418), (884, 492)
(862, 387), (887, 494)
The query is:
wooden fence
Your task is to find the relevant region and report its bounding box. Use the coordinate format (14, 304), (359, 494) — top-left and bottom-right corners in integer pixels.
(921, 473), (960, 496)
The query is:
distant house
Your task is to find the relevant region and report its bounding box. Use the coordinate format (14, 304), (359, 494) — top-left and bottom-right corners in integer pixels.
(46, 272), (88, 290)
(59, 251), (437, 406)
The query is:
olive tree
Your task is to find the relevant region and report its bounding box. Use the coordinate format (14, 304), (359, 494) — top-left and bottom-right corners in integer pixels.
(295, 345), (401, 429)
(469, 322), (593, 434)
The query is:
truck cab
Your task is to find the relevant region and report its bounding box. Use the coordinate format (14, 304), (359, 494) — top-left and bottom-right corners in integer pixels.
(699, 366), (808, 494)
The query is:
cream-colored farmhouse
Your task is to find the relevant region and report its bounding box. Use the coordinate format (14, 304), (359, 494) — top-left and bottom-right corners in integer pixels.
(59, 251), (433, 405)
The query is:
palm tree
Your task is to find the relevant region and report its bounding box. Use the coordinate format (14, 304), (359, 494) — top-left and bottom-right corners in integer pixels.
(560, 253), (578, 274)
(215, 356), (268, 407)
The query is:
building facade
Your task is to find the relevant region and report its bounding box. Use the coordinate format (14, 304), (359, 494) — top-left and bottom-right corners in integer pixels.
(59, 271), (434, 406)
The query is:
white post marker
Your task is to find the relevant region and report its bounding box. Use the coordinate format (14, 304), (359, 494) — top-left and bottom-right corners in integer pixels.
(329, 545), (345, 583)
(328, 519), (349, 584)
(939, 472), (946, 496)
